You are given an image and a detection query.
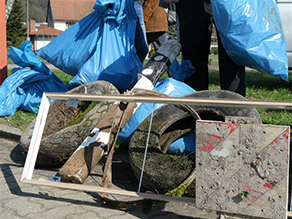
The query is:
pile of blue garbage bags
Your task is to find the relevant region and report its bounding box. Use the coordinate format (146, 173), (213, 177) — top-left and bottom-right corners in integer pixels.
(0, 41), (68, 116)
(0, 0), (289, 154)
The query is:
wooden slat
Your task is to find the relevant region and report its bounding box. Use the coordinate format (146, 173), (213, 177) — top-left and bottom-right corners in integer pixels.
(21, 93), (50, 181)
(21, 178), (195, 204)
(44, 92), (292, 110)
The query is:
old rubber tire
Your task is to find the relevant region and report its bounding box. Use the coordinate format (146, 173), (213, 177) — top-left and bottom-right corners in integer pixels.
(20, 81), (120, 167)
(129, 103), (200, 195)
(129, 90), (261, 196)
(187, 90), (262, 124)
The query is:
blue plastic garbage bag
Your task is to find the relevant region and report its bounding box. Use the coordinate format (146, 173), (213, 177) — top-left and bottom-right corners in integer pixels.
(37, 0), (142, 92)
(168, 130), (196, 154)
(0, 41), (67, 116)
(169, 58), (195, 81)
(118, 78), (196, 149)
(211, 0), (288, 81)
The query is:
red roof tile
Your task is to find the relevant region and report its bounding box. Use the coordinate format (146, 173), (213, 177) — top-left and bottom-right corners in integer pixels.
(30, 27), (63, 35)
(50, 0), (96, 21)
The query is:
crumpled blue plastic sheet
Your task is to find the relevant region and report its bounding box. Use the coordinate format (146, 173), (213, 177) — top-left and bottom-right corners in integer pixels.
(118, 78), (197, 153)
(37, 0), (142, 92)
(168, 130), (196, 154)
(169, 58), (195, 82)
(0, 41), (67, 116)
(211, 0), (288, 80)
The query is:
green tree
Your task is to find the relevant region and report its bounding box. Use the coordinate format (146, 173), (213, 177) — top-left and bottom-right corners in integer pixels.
(7, 0), (26, 48)
(22, 0), (48, 22)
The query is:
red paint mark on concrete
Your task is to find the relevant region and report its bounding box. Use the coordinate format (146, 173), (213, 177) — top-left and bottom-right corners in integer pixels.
(209, 134), (222, 140)
(284, 129), (289, 140)
(227, 123), (239, 134)
(202, 144), (213, 152)
(263, 183), (272, 189)
(226, 190), (230, 194)
(242, 182), (264, 201)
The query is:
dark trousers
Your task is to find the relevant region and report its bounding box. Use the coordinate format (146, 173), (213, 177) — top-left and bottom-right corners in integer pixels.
(146, 31), (168, 51)
(176, 0), (246, 96)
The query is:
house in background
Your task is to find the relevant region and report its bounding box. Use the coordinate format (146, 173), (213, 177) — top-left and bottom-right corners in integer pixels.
(47, 0), (95, 31)
(29, 19), (63, 51)
(28, 0), (95, 51)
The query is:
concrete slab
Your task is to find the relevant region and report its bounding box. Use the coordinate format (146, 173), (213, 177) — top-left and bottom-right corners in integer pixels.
(196, 120), (290, 219)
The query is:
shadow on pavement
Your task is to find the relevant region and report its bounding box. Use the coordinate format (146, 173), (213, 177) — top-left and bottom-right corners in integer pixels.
(9, 144), (25, 165)
(0, 162), (104, 207)
(3, 144), (201, 219)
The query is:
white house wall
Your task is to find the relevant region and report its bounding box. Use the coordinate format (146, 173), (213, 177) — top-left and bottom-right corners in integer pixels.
(54, 21), (67, 31)
(34, 36), (55, 51)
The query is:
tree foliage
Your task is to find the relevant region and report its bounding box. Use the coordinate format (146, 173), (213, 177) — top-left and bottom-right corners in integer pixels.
(21, 0), (48, 22)
(6, 0), (26, 48)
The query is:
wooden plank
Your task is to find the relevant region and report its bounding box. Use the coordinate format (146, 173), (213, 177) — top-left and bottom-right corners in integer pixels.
(43, 92), (292, 110)
(21, 179), (195, 204)
(196, 120), (290, 219)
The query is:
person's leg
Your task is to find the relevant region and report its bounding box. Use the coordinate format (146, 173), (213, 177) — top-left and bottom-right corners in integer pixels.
(134, 2), (149, 63)
(176, 0), (212, 91)
(217, 30), (246, 96)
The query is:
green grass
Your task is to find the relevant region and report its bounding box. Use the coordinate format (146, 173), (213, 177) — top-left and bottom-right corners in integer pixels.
(54, 70), (73, 84)
(1, 60), (292, 132)
(209, 70), (292, 129)
(0, 110), (36, 131)
(0, 69), (73, 131)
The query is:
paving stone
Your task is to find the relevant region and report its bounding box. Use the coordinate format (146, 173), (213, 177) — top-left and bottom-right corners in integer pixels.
(1, 137), (217, 219)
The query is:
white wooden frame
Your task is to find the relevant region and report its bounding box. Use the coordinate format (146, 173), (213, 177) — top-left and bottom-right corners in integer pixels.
(20, 92), (292, 205)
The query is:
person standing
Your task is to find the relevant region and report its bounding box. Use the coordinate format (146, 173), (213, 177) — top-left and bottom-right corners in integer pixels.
(163, 0), (246, 96)
(143, 0), (168, 51)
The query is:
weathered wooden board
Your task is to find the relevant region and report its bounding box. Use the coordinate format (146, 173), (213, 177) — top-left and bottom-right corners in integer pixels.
(196, 120), (290, 219)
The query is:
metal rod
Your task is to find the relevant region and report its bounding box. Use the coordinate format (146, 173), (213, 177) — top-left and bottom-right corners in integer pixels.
(26, 0), (30, 40)
(138, 103), (155, 192)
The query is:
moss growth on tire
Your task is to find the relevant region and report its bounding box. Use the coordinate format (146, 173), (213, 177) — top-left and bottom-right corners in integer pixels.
(130, 151), (195, 195)
(62, 101), (99, 128)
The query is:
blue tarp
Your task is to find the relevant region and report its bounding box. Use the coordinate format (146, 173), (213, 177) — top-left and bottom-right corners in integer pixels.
(211, 0), (288, 80)
(119, 78), (196, 154)
(37, 0), (142, 92)
(0, 41), (67, 116)
(169, 58), (195, 82)
(168, 130), (196, 154)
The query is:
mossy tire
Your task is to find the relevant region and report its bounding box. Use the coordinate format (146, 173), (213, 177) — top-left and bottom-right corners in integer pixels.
(19, 81), (120, 167)
(187, 90), (262, 123)
(129, 90), (262, 197)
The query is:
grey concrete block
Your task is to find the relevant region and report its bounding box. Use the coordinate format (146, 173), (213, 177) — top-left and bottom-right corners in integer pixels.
(196, 120), (290, 219)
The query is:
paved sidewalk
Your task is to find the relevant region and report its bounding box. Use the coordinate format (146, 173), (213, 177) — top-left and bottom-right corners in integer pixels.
(0, 125), (217, 219)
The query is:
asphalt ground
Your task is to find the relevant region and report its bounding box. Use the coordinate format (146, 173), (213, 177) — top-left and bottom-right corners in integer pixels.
(0, 125), (218, 219)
